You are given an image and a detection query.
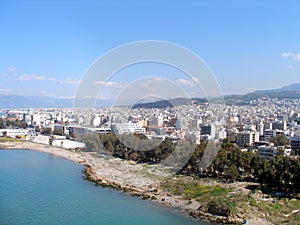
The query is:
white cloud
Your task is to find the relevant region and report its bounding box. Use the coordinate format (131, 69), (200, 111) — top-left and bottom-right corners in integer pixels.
(288, 65), (296, 70)
(151, 77), (163, 82)
(59, 77), (81, 84)
(281, 52), (300, 61)
(56, 95), (75, 99)
(97, 93), (113, 100)
(282, 52), (293, 58)
(17, 74), (46, 81)
(7, 67), (16, 73)
(2, 67), (17, 77)
(0, 88), (11, 94)
(5, 68), (80, 84)
(176, 78), (199, 87)
(45, 77), (81, 84)
(176, 78), (192, 86)
(47, 77), (57, 81)
(192, 77), (200, 83)
(95, 81), (126, 88)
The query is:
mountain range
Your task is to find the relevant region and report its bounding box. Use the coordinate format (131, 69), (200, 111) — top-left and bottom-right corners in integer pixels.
(251, 83), (300, 94)
(0, 83), (299, 108)
(224, 83), (300, 105)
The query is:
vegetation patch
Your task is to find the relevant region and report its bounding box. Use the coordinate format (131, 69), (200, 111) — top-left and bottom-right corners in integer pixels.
(0, 137), (22, 142)
(254, 198), (300, 225)
(141, 171), (165, 181)
(160, 177), (300, 224)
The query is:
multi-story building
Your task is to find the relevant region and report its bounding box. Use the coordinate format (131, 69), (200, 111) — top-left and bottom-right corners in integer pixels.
(258, 145), (278, 160)
(149, 116), (163, 127)
(200, 124), (215, 138)
(264, 129), (275, 141)
(226, 128), (238, 142)
(236, 131), (259, 147)
(290, 136), (300, 155)
(189, 119), (201, 130)
(273, 121), (287, 131)
(111, 122), (145, 135)
(258, 144), (291, 160)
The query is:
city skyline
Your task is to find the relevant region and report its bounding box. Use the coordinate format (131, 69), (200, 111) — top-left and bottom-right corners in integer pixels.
(1, 1), (300, 104)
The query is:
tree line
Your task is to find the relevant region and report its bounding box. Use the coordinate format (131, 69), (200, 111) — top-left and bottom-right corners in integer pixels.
(77, 132), (300, 195)
(0, 118), (28, 129)
(181, 142), (300, 195)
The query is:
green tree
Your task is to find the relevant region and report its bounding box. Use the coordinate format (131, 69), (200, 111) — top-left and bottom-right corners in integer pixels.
(269, 135), (289, 146)
(42, 127), (52, 135)
(77, 133), (103, 152)
(53, 127), (64, 136)
(49, 136), (53, 146)
(225, 165), (239, 180)
(2, 131), (7, 137)
(0, 119), (5, 129)
(105, 141), (114, 155)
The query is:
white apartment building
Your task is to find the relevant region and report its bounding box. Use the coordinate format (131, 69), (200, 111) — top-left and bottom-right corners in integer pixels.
(258, 145), (291, 160)
(149, 116), (164, 127)
(236, 131), (259, 147)
(258, 145), (278, 160)
(111, 122), (145, 135)
(256, 122), (264, 136)
(0, 129), (29, 139)
(93, 116), (101, 127)
(264, 129), (275, 141)
(31, 114), (41, 126)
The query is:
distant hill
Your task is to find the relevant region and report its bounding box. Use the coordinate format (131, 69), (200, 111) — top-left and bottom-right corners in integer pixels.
(224, 91), (300, 105)
(0, 95), (73, 108)
(223, 83), (300, 105)
(277, 83), (300, 92)
(0, 83), (299, 108)
(252, 83), (300, 94)
(132, 98), (208, 109)
(133, 83), (300, 108)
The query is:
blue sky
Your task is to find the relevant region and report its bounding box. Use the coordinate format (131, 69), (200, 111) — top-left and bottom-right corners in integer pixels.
(0, 0), (299, 101)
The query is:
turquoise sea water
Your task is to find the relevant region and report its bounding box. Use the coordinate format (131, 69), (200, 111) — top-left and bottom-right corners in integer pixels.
(0, 150), (210, 225)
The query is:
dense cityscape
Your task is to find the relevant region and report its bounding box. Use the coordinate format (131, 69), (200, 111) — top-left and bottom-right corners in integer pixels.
(1, 97), (300, 160)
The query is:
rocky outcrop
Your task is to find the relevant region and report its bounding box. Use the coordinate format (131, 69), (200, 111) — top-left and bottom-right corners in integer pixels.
(84, 166), (157, 200)
(188, 209), (241, 224)
(83, 165), (243, 225)
(207, 203), (231, 217)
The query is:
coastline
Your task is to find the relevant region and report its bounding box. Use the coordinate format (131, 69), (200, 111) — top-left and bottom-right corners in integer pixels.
(0, 141), (86, 164)
(0, 141), (273, 225)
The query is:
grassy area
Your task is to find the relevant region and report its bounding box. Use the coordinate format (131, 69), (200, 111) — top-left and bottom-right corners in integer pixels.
(161, 178), (236, 211)
(0, 137), (22, 142)
(161, 178), (230, 198)
(254, 198), (300, 225)
(104, 155), (114, 160)
(141, 170), (165, 181)
(160, 177), (300, 224)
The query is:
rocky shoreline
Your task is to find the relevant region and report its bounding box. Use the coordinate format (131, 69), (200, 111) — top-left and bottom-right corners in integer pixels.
(1, 141), (273, 225)
(84, 165), (242, 225)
